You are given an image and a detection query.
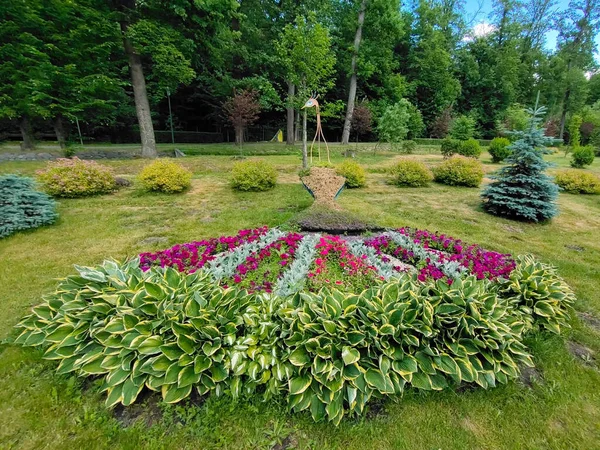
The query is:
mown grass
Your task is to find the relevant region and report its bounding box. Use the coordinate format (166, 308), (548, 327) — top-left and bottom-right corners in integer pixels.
(1, 146), (599, 449)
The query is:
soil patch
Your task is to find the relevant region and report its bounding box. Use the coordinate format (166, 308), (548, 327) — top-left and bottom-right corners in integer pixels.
(564, 244), (585, 252)
(113, 392), (163, 428)
(567, 341), (596, 365)
(366, 398), (388, 419)
(518, 365), (543, 388)
(578, 312), (600, 332)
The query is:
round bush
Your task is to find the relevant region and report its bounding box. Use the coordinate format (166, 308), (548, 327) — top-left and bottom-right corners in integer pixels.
(138, 159), (192, 193)
(336, 161), (366, 188)
(390, 160), (433, 187)
(570, 146), (595, 168)
(36, 157), (116, 198)
(440, 138), (462, 158)
(555, 169), (600, 194)
(402, 140), (417, 154)
(457, 138), (481, 158)
(231, 160), (277, 191)
(433, 155), (484, 187)
(488, 137), (511, 162)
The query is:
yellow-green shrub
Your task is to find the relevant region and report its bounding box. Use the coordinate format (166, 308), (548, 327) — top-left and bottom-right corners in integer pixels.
(488, 137), (511, 162)
(231, 160), (277, 191)
(336, 161), (366, 188)
(390, 160), (433, 187)
(433, 155), (484, 187)
(36, 157), (116, 198)
(138, 159), (192, 193)
(554, 169), (600, 194)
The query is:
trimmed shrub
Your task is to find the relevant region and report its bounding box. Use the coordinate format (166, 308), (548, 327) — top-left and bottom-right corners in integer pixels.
(390, 160), (434, 187)
(336, 161), (366, 188)
(457, 138), (481, 158)
(440, 138), (462, 158)
(570, 146), (595, 168)
(37, 157), (116, 198)
(231, 160), (277, 191)
(433, 155), (484, 187)
(555, 169), (600, 194)
(488, 137), (511, 163)
(402, 140), (417, 154)
(0, 175), (58, 238)
(138, 160), (192, 193)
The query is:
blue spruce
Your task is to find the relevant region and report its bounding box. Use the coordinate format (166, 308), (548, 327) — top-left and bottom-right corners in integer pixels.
(481, 106), (558, 222)
(0, 175), (58, 238)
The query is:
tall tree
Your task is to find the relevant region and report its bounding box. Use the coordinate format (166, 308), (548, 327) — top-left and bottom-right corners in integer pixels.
(554, 0), (600, 138)
(276, 14), (336, 168)
(340, 0), (367, 145)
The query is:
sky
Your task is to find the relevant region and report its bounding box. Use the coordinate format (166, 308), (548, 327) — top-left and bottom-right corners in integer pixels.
(463, 0), (600, 60)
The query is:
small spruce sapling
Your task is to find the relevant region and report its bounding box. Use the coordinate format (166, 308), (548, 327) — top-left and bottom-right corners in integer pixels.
(481, 106), (559, 222)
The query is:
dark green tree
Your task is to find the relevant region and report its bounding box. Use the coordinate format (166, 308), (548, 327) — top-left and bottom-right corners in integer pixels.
(481, 105), (559, 222)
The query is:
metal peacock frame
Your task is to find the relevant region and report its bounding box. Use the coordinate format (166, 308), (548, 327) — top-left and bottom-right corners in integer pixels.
(302, 93), (330, 164)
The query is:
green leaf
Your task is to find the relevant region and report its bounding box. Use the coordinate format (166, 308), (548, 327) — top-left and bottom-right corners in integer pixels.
(289, 375), (312, 395)
(122, 377), (144, 406)
(341, 346), (360, 365)
(392, 356), (418, 375)
(174, 333), (195, 354)
(160, 342), (184, 360)
(194, 354), (212, 374)
(310, 395), (326, 422)
(105, 383), (123, 407)
(411, 372), (432, 390)
(162, 383), (193, 403)
(289, 347), (311, 367)
(46, 324), (75, 343)
(533, 301), (554, 317)
(138, 336), (163, 355)
(210, 364), (228, 382)
(364, 369), (386, 392)
(178, 365), (200, 388)
(144, 282), (164, 299)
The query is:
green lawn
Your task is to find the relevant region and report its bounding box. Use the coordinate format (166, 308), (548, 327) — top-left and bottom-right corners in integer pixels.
(1, 145), (599, 449)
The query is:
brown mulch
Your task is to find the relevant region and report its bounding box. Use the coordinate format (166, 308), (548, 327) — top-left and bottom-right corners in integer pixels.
(301, 167), (345, 209)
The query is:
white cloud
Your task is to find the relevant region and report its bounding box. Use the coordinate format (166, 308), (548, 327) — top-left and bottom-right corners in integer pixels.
(473, 22), (496, 38)
(463, 21), (497, 42)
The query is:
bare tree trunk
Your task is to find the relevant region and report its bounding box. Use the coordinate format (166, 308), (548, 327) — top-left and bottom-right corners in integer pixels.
(559, 61), (573, 140)
(286, 81), (295, 145)
(120, 22), (157, 158)
(341, 0), (367, 145)
(19, 116), (35, 151)
(53, 115), (66, 149)
(295, 109), (300, 142)
(235, 126), (243, 146)
(302, 109), (308, 169)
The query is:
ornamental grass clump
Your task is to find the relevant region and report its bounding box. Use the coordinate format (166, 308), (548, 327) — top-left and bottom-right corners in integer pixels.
(138, 160), (192, 193)
(554, 170), (600, 194)
(433, 156), (484, 187)
(0, 174), (58, 238)
(390, 160), (433, 187)
(336, 161), (366, 188)
(482, 106), (558, 222)
(231, 160), (277, 191)
(37, 157), (116, 197)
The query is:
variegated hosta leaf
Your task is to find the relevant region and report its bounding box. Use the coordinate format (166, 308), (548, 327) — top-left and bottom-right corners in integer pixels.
(12, 253), (575, 426)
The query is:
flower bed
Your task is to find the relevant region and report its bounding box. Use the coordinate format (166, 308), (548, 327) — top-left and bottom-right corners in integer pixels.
(13, 226), (576, 426)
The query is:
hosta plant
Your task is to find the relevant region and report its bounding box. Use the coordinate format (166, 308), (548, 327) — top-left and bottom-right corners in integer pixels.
(13, 227), (575, 426)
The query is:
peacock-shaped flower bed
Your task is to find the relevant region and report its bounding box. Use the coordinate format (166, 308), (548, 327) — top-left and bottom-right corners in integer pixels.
(14, 226), (575, 425)
(138, 227), (517, 296)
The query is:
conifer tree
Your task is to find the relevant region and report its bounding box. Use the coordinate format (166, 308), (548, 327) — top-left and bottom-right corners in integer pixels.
(481, 106), (559, 222)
